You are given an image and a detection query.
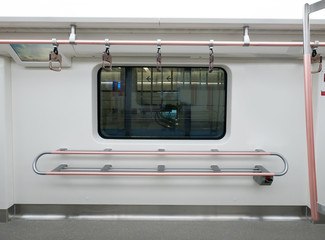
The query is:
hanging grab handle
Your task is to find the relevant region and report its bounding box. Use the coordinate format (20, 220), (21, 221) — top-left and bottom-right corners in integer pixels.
(102, 39), (112, 72)
(49, 38), (62, 72)
(311, 40), (322, 74)
(156, 39), (162, 72)
(209, 40), (214, 73)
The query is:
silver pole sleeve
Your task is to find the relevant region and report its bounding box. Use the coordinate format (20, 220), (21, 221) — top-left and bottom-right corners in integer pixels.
(303, 3), (311, 55)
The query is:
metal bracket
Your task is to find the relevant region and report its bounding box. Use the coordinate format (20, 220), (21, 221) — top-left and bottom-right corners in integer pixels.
(156, 39), (162, 72)
(57, 148), (68, 151)
(101, 165), (112, 172)
(49, 38), (62, 72)
(243, 26), (250, 47)
(102, 39), (112, 72)
(52, 164), (68, 172)
(255, 149), (265, 152)
(69, 25), (77, 45)
(211, 165), (221, 172)
(313, 40), (320, 50)
(253, 165), (273, 185)
(158, 165), (165, 172)
(209, 40), (214, 73)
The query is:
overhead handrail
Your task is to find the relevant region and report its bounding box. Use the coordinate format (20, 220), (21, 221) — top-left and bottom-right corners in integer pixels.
(33, 149), (288, 185)
(2, 37), (322, 73)
(1, 39), (324, 47)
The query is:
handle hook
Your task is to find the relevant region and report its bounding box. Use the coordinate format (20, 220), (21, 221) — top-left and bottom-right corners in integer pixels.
(209, 40), (214, 73)
(311, 40), (322, 74)
(156, 39), (162, 72)
(49, 38), (62, 72)
(102, 39), (112, 72)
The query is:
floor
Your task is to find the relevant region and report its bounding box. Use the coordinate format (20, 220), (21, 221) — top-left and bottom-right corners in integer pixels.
(1, 219), (325, 240)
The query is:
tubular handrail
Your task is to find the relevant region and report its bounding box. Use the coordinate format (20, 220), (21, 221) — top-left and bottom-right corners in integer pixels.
(0, 39), (324, 47)
(32, 149), (288, 177)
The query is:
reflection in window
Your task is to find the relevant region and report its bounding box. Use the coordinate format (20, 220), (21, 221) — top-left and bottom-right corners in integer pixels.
(10, 44), (52, 62)
(98, 67), (227, 139)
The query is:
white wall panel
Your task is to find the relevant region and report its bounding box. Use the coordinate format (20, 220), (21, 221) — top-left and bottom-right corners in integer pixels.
(0, 57), (13, 209)
(11, 57), (309, 206)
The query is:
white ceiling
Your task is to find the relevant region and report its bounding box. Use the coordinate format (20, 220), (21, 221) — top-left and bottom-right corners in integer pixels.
(0, 0), (324, 19)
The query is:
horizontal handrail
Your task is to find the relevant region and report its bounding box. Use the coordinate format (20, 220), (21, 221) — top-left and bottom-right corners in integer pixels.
(32, 149), (288, 177)
(45, 171), (275, 176)
(0, 39), (324, 47)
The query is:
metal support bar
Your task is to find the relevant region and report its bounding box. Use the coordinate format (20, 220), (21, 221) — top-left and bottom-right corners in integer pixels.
(32, 149), (288, 178)
(158, 165), (165, 172)
(211, 165), (221, 172)
(255, 149), (265, 152)
(253, 165), (273, 185)
(310, 0), (325, 12)
(69, 25), (76, 44)
(52, 164), (68, 172)
(101, 165), (112, 172)
(243, 26), (250, 47)
(58, 148), (68, 151)
(302, 0), (325, 222)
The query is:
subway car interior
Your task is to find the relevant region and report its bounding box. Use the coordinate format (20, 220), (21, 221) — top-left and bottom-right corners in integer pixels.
(1, 0), (325, 239)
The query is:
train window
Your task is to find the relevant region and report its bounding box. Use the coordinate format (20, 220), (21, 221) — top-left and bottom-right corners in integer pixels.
(98, 67), (227, 139)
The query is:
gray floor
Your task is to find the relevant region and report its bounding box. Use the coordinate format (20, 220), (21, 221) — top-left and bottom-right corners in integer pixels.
(1, 219), (325, 240)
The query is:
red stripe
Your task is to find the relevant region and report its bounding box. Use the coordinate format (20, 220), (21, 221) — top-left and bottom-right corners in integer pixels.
(46, 171), (275, 177)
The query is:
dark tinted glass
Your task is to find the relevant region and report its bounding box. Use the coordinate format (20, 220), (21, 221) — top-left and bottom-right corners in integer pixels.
(98, 67), (226, 139)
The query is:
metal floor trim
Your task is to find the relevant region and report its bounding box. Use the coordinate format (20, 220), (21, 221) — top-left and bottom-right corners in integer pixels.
(6, 204), (316, 222)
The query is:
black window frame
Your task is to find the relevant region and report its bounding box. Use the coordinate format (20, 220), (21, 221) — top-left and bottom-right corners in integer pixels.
(97, 66), (227, 140)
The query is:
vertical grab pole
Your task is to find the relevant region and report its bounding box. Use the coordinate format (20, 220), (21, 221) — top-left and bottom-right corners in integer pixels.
(303, 2), (320, 222)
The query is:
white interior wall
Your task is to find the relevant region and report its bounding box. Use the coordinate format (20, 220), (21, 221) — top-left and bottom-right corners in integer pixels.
(0, 57), (13, 209)
(0, 18), (323, 208)
(11, 57), (309, 206)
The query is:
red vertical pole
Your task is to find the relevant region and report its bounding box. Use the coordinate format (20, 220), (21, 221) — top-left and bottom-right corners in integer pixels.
(303, 54), (319, 221)
(303, 2), (319, 222)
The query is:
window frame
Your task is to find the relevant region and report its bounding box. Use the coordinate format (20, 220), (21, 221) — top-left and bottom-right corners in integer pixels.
(97, 66), (228, 140)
